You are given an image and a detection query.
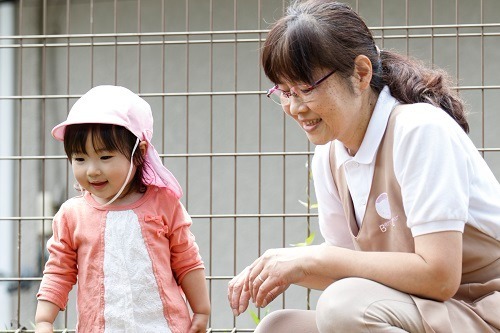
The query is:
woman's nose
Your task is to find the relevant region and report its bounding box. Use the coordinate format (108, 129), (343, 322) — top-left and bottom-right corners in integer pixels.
(287, 97), (307, 116)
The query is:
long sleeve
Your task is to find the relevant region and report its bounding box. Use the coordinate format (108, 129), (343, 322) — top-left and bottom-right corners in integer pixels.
(37, 206), (78, 310)
(168, 200), (204, 283)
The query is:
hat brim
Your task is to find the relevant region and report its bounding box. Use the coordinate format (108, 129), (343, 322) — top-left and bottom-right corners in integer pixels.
(51, 118), (129, 141)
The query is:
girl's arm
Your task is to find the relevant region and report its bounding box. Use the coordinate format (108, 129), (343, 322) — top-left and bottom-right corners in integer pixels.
(35, 300), (60, 333)
(180, 268), (211, 333)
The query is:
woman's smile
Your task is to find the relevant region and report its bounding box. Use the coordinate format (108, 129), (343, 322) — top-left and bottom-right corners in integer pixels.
(300, 118), (322, 132)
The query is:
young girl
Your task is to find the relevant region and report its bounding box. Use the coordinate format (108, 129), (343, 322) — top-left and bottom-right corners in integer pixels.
(35, 85), (210, 333)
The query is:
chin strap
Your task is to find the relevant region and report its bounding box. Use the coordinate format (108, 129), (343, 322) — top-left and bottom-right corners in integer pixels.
(94, 137), (140, 208)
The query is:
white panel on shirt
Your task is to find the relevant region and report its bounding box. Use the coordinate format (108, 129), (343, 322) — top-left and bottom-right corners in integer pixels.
(103, 210), (172, 333)
(312, 144), (355, 249)
(343, 159), (373, 226)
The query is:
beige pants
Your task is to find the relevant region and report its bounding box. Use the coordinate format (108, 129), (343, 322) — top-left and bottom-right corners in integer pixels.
(255, 277), (499, 333)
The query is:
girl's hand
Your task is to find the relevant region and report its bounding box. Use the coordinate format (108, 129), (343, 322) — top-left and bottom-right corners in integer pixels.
(227, 266), (252, 316)
(188, 313), (209, 333)
(35, 322), (53, 333)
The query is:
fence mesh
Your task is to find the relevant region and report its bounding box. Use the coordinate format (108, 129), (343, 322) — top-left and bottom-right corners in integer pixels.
(0, 0), (499, 331)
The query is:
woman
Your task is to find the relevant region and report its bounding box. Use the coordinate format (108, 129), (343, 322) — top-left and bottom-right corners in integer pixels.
(227, 1), (500, 332)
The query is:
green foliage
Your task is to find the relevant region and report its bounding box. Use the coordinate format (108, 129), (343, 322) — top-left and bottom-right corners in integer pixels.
(289, 232), (315, 247)
(249, 309), (260, 324)
(298, 200), (318, 209)
(300, 160), (318, 210)
(247, 158), (316, 328)
(249, 307), (270, 325)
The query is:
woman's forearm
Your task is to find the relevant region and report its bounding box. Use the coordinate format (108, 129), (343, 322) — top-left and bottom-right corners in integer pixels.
(296, 275), (335, 290)
(304, 232), (462, 301)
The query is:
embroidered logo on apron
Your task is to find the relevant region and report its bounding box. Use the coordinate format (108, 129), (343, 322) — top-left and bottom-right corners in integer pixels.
(375, 193), (399, 232)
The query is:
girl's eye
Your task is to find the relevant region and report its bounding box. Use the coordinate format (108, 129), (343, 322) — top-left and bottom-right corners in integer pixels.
(73, 157), (85, 162)
(100, 156), (113, 160)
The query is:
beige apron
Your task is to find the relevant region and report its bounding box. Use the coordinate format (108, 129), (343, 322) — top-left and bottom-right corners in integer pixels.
(329, 105), (500, 333)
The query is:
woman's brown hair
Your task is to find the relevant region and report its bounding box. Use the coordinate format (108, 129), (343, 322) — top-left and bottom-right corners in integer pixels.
(262, 0), (469, 132)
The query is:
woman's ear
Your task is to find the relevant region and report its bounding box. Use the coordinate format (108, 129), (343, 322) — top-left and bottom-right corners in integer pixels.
(139, 141), (148, 157)
(353, 55), (373, 92)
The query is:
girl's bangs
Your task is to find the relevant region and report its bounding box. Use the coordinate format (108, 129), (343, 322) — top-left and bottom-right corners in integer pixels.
(64, 124), (124, 158)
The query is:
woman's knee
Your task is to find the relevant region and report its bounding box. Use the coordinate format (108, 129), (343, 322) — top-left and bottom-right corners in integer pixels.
(316, 277), (422, 332)
(316, 277), (380, 332)
(254, 309), (318, 333)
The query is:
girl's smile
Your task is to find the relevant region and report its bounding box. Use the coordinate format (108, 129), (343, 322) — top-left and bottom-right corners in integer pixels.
(89, 181), (108, 190)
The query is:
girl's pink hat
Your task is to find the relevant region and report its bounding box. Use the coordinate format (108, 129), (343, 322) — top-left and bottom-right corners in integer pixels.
(52, 85), (183, 199)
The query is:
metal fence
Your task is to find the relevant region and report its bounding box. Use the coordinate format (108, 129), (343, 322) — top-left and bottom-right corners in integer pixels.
(0, 0), (499, 332)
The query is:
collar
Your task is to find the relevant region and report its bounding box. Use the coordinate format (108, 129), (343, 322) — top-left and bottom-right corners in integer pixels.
(334, 86), (399, 169)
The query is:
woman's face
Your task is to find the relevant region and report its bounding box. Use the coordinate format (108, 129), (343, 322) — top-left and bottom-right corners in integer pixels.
(277, 70), (368, 148)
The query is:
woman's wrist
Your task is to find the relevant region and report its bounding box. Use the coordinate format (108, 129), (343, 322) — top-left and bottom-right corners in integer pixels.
(301, 245), (323, 277)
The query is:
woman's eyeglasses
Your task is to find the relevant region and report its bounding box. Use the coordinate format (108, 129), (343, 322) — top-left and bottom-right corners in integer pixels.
(266, 69), (336, 106)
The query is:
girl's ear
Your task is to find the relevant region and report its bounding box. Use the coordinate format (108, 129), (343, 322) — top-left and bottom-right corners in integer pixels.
(139, 141), (148, 157)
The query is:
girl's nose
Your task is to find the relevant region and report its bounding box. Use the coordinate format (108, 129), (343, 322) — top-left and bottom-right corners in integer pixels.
(87, 163), (101, 177)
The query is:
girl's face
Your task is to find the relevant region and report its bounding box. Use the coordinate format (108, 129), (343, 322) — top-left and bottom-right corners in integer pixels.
(71, 135), (136, 205)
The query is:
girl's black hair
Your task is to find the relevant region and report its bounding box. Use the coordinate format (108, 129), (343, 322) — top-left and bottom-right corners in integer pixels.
(63, 123), (148, 195)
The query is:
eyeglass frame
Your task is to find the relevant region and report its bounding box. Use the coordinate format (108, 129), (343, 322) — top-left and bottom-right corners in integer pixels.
(266, 69), (337, 106)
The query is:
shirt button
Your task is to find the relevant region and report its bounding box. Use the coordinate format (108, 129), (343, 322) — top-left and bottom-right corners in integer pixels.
(346, 161), (359, 169)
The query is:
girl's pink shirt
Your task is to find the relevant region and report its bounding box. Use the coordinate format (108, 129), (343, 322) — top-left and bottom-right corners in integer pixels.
(37, 186), (204, 333)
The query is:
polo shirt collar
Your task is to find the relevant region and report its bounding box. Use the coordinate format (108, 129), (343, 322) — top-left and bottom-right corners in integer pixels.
(334, 86), (399, 169)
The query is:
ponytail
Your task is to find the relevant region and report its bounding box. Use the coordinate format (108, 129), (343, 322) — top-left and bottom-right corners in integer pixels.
(376, 50), (469, 132)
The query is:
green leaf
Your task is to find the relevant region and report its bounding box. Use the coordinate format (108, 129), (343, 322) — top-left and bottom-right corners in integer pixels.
(298, 199), (309, 208)
(249, 309), (261, 324)
(290, 232), (315, 247)
(298, 199), (318, 209)
(248, 307), (271, 325)
(305, 232), (315, 245)
(264, 306), (271, 317)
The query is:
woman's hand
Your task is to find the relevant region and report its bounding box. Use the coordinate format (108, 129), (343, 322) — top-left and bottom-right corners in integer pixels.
(245, 247), (312, 308)
(228, 246), (317, 314)
(228, 266), (253, 316)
